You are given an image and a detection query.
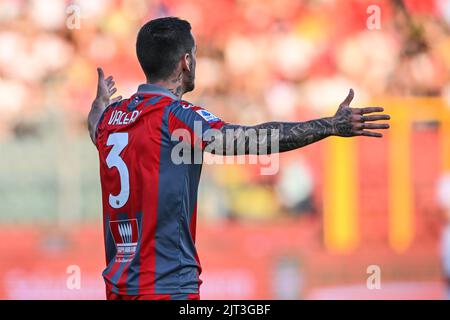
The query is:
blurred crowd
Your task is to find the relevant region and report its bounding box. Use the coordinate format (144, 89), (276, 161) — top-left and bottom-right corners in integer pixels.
(0, 0), (449, 221)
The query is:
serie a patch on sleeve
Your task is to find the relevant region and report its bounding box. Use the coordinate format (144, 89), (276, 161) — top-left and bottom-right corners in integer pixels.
(196, 109), (221, 123)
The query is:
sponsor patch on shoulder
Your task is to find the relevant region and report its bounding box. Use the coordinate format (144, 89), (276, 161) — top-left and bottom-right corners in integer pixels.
(196, 109), (220, 123)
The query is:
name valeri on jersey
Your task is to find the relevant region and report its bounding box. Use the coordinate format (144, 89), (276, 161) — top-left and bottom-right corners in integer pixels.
(196, 109), (220, 123)
(108, 110), (141, 126)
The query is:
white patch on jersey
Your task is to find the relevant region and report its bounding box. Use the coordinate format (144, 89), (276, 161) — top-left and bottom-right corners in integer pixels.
(196, 109), (220, 123)
(182, 103), (193, 109)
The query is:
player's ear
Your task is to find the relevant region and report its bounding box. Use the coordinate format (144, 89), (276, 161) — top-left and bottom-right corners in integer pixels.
(182, 53), (192, 72)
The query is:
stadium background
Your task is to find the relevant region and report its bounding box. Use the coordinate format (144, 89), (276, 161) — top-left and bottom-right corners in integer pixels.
(0, 0), (450, 299)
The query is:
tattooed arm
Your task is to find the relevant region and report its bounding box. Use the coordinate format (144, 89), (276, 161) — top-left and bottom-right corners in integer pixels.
(205, 89), (390, 155)
(207, 118), (334, 155)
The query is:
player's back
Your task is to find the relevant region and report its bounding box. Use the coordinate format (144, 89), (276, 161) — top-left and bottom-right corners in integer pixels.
(95, 84), (225, 296)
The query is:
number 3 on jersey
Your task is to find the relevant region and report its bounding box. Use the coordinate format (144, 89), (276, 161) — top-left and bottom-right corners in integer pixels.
(106, 132), (129, 209)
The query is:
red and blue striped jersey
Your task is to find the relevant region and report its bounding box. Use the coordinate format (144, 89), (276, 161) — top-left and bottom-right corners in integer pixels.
(95, 84), (225, 295)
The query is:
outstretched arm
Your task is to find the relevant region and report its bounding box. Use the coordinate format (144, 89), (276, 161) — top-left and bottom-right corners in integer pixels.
(205, 89), (390, 155)
(87, 68), (122, 144)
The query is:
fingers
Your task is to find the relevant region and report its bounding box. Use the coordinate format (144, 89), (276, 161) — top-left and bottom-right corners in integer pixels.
(110, 96), (123, 104)
(352, 114), (390, 122)
(340, 88), (354, 108)
(355, 123), (390, 130)
(364, 123), (389, 129)
(103, 72), (118, 96)
(355, 130), (383, 138)
(107, 78), (118, 97)
(361, 114), (390, 121)
(107, 80), (115, 91)
(352, 107), (384, 114)
(349, 105), (389, 137)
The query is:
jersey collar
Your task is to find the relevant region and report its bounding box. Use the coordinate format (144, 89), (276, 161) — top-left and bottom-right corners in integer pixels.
(137, 83), (179, 100)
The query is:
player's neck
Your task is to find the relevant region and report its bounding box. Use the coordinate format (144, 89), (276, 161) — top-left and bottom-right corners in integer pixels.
(147, 79), (184, 100)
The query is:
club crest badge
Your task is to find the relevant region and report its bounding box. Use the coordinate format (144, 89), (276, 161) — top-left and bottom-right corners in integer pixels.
(109, 219), (139, 263)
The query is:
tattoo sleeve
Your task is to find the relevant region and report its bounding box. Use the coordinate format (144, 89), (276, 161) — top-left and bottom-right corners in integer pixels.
(205, 117), (336, 155)
(203, 89), (389, 154)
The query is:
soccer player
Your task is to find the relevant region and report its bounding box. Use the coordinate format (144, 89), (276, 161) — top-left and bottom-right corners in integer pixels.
(88, 17), (390, 300)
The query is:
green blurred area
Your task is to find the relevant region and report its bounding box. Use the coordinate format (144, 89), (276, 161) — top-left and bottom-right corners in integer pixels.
(0, 110), (101, 223)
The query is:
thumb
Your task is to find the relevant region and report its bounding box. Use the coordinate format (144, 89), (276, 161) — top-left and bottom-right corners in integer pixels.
(97, 67), (104, 82)
(339, 88), (354, 108)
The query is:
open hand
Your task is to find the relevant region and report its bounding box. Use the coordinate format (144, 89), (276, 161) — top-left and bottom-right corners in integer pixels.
(332, 89), (390, 138)
(88, 68), (121, 144)
(95, 67), (122, 106)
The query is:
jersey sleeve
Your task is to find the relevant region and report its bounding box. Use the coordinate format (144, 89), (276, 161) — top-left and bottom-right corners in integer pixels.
(168, 101), (226, 150)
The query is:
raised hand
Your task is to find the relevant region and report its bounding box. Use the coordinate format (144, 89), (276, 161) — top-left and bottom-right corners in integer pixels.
(332, 89), (390, 138)
(95, 67), (122, 106)
(88, 67), (122, 144)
